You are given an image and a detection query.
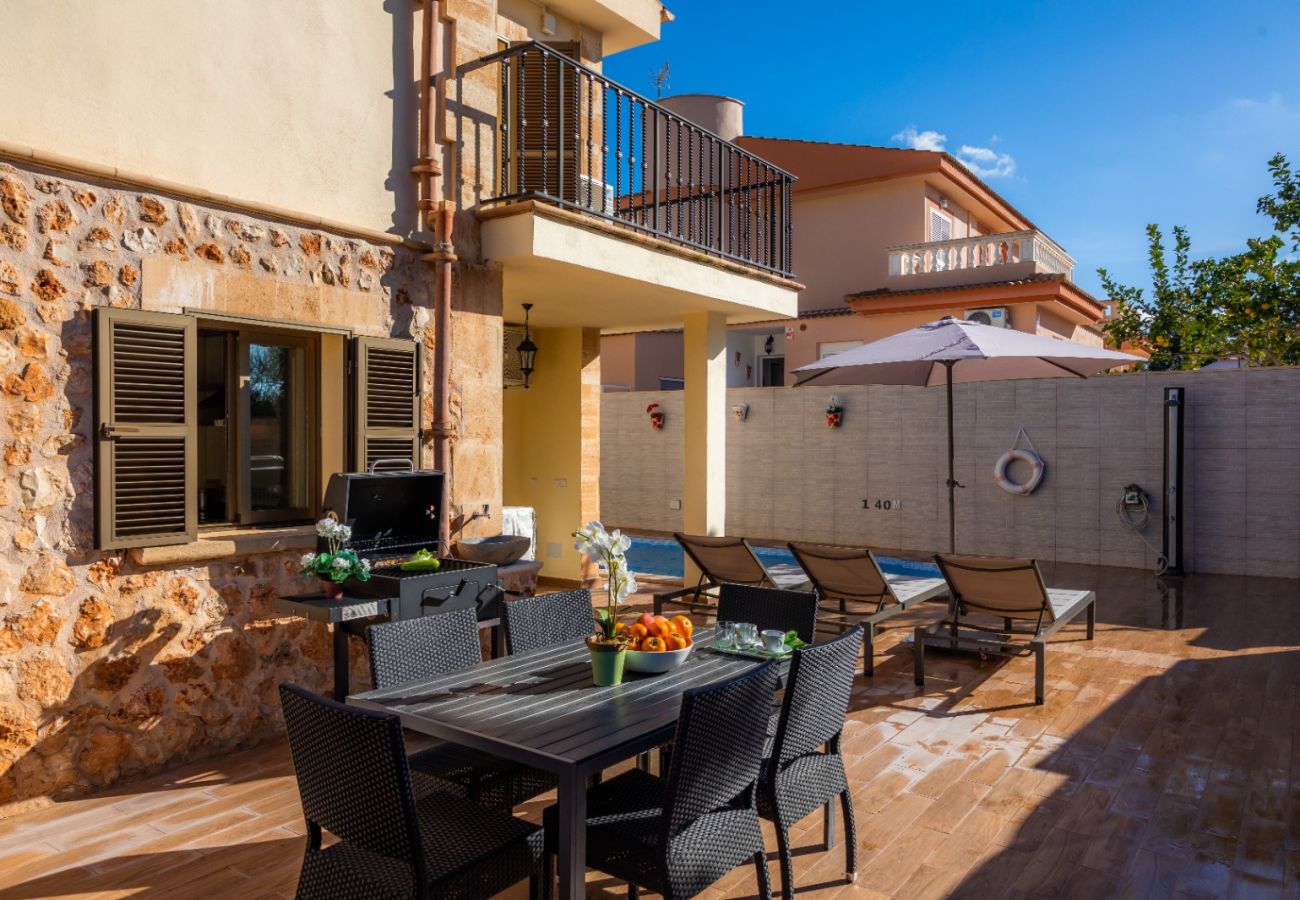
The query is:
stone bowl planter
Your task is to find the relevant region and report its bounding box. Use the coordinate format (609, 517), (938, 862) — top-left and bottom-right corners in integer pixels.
(453, 535), (531, 566)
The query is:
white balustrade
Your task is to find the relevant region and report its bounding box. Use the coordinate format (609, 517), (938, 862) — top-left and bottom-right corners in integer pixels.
(887, 230), (1075, 281)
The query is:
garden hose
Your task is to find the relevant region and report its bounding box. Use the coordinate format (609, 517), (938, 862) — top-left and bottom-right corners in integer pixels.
(1115, 491), (1169, 577)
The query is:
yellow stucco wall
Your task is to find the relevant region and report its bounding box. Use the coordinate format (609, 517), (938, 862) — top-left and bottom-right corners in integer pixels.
(0, 0), (421, 236)
(502, 327), (600, 581)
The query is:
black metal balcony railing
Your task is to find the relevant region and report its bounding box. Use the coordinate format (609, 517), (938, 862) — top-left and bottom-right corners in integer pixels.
(457, 42), (795, 278)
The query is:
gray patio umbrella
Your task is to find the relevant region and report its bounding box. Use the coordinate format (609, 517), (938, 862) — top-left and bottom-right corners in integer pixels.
(793, 317), (1144, 553)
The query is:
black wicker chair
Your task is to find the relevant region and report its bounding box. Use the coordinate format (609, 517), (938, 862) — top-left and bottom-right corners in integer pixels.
(366, 608), (556, 809)
(501, 589), (594, 655)
(543, 663), (780, 900)
(759, 626), (864, 899)
(279, 683), (549, 900)
(716, 583), (819, 643)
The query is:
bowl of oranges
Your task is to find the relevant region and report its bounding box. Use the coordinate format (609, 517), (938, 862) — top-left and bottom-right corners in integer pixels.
(619, 613), (695, 674)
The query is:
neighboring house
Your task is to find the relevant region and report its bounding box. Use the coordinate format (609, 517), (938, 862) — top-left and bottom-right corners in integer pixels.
(604, 99), (1104, 387)
(0, 1), (796, 809)
(1100, 302), (1152, 368)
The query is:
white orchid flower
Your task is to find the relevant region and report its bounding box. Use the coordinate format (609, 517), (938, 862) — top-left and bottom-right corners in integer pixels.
(612, 567), (637, 603)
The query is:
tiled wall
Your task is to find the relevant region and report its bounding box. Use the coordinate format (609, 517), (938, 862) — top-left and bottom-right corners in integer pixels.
(599, 369), (1300, 577)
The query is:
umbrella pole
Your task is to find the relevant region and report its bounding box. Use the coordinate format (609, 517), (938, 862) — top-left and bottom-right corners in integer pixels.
(945, 360), (957, 554)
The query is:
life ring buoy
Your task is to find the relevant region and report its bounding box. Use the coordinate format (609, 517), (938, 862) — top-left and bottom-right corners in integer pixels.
(994, 448), (1044, 495)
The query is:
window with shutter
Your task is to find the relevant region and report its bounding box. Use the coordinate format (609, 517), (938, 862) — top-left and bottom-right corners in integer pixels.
(930, 208), (952, 242)
(507, 43), (581, 203)
(94, 308), (197, 549)
(353, 336), (421, 472)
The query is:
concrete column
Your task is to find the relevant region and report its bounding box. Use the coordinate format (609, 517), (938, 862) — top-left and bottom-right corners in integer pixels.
(501, 326), (601, 583)
(682, 312), (728, 582)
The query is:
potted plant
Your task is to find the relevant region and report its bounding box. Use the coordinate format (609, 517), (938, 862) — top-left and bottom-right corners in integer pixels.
(301, 516), (372, 600)
(646, 402), (665, 430)
(826, 396), (843, 428)
(573, 520), (637, 686)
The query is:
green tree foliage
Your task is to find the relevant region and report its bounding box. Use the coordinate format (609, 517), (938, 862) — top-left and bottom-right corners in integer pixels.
(1100, 153), (1300, 369)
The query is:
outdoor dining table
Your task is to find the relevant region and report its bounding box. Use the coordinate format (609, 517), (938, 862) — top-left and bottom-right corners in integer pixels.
(348, 626), (779, 900)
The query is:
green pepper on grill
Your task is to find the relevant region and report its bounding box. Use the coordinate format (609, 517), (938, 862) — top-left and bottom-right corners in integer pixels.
(399, 548), (443, 571)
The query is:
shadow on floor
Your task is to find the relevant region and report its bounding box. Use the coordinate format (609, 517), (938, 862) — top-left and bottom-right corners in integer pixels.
(943, 565), (1300, 897)
(0, 836), (304, 899)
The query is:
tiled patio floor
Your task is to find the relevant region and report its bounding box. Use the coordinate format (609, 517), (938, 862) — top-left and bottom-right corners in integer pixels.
(1, 562), (1298, 898)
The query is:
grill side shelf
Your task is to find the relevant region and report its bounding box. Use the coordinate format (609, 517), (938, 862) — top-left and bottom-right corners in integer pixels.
(276, 593), (391, 624)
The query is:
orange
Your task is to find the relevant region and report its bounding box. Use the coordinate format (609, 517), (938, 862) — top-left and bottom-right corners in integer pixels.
(670, 615), (693, 638)
(643, 635), (666, 652)
(666, 633), (688, 651)
(650, 615), (674, 638)
(625, 638), (641, 651)
(614, 622), (628, 635)
(628, 623), (648, 641)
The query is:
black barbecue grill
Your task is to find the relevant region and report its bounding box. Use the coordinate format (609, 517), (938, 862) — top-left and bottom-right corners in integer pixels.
(320, 468), (501, 624)
(276, 466), (515, 698)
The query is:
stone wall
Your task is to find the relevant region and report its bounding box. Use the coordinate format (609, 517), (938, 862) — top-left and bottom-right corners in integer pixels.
(601, 368), (1300, 579)
(0, 159), (447, 813)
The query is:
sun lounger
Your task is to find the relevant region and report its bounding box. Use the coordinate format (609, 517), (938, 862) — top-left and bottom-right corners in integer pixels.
(787, 541), (948, 676)
(652, 532), (811, 617)
(914, 554), (1096, 705)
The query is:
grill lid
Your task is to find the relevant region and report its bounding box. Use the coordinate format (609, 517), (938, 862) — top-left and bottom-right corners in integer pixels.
(321, 469), (444, 552)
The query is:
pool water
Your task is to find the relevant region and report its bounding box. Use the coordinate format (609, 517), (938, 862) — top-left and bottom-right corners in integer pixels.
(625, 536), (940, 580)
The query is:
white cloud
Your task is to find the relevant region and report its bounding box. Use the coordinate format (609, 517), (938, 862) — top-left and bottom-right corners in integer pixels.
(956, 144), (1016, 179)
(892, 125), (1017, 179)
(1225, 92), (1286, 113)
(892, 125), (947, 152)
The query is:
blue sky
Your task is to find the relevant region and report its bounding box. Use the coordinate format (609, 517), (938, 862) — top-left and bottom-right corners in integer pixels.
(604, 1), (1300, 299)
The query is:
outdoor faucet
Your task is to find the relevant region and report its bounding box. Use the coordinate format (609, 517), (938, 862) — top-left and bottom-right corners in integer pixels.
(449, 503), (491, 540)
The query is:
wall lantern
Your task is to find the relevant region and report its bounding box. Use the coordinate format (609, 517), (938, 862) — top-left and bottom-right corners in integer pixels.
(517, 302), (538, 388)
(764, 334), (775, 355)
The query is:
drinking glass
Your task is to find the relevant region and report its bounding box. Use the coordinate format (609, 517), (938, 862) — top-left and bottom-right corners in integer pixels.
(737, 622), (758, 647)
(715, 620), (734, 649)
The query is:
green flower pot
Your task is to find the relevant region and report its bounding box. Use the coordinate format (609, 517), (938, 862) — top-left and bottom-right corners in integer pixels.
(587, 637), (626, 686)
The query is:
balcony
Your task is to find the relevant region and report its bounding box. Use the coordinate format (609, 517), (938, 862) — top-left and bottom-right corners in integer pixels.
(457, 43), (796, 284)
(851, 229), (1098, 325)
(886, 229), (1075, 286)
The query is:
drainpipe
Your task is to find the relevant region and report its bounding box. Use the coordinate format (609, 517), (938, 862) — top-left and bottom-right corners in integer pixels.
(429, 204), (456, 553)
(414, 0), (457, 551)
(413, 0), (440, 222)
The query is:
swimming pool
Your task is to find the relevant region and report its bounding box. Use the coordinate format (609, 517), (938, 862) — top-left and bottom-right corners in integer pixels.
(625, 535), (940, 580)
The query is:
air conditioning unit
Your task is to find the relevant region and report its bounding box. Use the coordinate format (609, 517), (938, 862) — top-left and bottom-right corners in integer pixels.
(578, 174), (615, 215)
(965, 307), (1010, 328)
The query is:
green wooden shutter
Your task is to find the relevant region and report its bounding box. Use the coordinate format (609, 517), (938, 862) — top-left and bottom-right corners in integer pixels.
(353, 336), (421, 472)
(94, 308), (197, 549)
